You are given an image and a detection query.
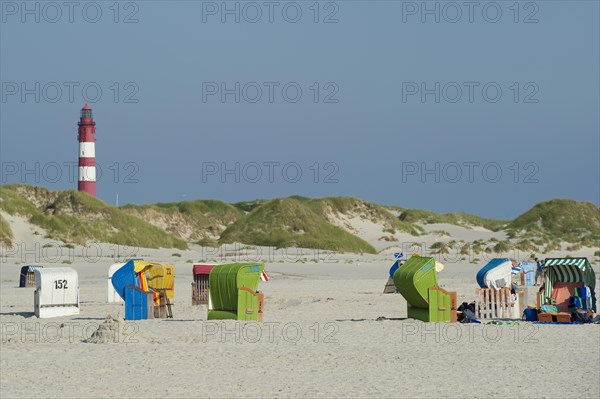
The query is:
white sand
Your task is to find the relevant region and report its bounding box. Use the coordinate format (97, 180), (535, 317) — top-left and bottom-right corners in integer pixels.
(1, 215), (599, 398)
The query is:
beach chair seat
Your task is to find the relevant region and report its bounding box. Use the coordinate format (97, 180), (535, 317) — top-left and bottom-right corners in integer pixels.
(537, 312), (572, 323)
(555, 313), (571, 322)
(206, 310), (239, 319)
(537, 313), (553, 323)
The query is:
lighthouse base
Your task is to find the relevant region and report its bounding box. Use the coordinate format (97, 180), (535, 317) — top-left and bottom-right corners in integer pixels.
(78, 181), (96, 197)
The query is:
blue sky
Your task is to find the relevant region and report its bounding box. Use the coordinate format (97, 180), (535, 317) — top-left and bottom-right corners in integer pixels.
(1, 1), (598, 219)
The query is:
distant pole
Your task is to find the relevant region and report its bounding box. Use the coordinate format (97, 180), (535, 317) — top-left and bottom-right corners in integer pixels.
(116, 194), (119, 207)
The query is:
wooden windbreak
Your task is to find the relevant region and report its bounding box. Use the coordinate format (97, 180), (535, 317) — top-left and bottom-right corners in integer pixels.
(476, 287), (518, 319)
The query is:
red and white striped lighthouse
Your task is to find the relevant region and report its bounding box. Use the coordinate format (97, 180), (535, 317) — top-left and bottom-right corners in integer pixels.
(77, 104), (96, 197)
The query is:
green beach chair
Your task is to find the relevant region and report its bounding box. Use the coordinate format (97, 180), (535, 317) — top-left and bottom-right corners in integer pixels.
(393, 255), (456, 322)
(207, 263), (265, 321)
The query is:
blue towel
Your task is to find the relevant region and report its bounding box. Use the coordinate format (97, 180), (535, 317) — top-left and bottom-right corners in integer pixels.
(578, 286), (592, 311)
(569, 296), (582, 309)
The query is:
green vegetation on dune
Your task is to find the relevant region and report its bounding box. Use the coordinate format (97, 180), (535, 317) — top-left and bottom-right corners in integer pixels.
(220, 197), (377, 253)
(293, 196), (421, 235)
(233, 199), (269, 213)
(122, 199), (242, 242)
(0, 185), (187, 249)
(1, 184), (596, 252)
(507, 199), (600, 246)
(0, 185), (40, 216)
(0, 213), (13, 246)
(393, 207), (508, 231)
(155, 200), (241, 219)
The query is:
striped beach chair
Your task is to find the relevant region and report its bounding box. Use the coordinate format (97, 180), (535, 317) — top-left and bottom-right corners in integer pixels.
(541, 257), (596, 313)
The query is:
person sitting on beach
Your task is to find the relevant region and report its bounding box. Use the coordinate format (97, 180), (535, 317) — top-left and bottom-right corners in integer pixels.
(510, 282), (520, 302)
(535, 258), (544, 284)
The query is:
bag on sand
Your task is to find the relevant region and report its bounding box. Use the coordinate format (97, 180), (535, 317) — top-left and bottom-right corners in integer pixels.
(572, 310), (590, 323)
(522, 308), (538, 322)
(461, 309), (480, 323)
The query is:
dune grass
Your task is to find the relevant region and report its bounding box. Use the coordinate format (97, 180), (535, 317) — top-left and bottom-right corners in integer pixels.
(2, 184), (596, 252)
(507, 199), (600, 246)
(0, 185), (187, 249)
(122, 199), (242, 241)
(292, 196), (421, 235)
(0, 213), (13, 246)
(220, 197), (377, 254)
(233, 199), (269, 213)
(394, 207), (508, 231)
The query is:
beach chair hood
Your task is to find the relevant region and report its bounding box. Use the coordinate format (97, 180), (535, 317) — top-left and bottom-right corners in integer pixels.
(19, 265), (43, 287)
(393, 256), (437, 308)
(145, 263), (175, 299)
(476, 258), (512, 289)
(111, 259), (153, 300)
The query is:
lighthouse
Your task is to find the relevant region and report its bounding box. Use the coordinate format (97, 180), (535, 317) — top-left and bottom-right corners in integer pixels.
(77, 104), (96, 197)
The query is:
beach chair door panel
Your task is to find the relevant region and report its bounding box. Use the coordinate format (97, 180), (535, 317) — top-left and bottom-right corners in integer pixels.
(124, 287), (153, 320)
(437, 291), (451, 322)
(428, 288), (450, 322)
(238, 288), (258, 321)
(428, 289), (440, 322)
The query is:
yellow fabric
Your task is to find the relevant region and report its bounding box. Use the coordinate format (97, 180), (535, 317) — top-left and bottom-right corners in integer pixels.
(131, 261), (174, 297)
(145, 264), (175, 299)
(132, 260), (155, 291)
(132, 260), (157, 273)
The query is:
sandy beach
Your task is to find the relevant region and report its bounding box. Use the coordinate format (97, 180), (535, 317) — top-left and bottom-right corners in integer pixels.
(1, 238), (599, 399)
(1, 209), (599, 399)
